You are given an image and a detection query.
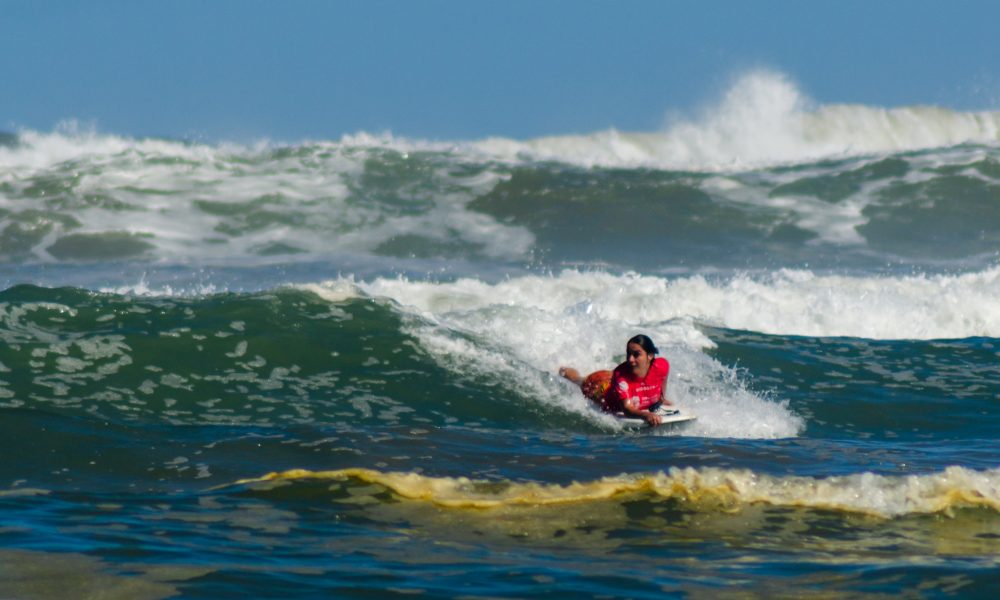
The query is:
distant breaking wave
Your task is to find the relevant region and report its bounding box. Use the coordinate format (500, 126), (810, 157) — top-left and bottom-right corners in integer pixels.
(1, 70), (998, 273)
(4, 70), (999, 176)
(475, 70), (1000, 171)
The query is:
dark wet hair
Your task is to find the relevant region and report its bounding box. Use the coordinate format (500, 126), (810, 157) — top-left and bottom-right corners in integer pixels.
(627, 334), (658, 356)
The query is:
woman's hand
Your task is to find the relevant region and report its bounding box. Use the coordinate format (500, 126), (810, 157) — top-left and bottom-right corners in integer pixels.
(626, 397), (662, 427)
(559, 367), (583, 385)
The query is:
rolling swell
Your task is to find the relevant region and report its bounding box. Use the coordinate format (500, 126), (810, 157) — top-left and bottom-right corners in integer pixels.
(3, 270), (994, 444)
(468, 149), (1000, 272)
(0, 285), (565, 430)
(2, 117), (999, 278)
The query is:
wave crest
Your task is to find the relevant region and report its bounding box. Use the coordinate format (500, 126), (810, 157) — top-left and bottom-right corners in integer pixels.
(475, 70), (1000, 171)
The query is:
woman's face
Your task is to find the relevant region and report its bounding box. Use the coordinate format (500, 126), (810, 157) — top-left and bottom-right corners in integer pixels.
(626, 342), (652, 375)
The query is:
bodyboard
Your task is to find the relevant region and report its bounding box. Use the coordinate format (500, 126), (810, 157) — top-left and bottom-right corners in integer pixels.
(619, 405), (698, 429)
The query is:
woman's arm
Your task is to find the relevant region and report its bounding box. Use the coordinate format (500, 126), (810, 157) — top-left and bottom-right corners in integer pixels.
(558, 367), (584, 386)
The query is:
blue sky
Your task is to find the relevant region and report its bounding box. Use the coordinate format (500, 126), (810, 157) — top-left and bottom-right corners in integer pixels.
(2, 0), (998, 142)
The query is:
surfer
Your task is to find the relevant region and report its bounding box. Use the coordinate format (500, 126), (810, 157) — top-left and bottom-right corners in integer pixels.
(559, 334), (672, 426)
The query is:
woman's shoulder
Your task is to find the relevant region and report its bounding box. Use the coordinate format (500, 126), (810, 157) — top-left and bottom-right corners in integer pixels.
(653, 356), (669, 372)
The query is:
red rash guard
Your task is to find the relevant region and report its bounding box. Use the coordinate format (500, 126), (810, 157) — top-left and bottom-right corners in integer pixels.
(602, 357), (669, 413)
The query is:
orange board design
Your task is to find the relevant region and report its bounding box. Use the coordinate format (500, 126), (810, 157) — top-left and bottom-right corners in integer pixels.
(581, 370), (613, 401)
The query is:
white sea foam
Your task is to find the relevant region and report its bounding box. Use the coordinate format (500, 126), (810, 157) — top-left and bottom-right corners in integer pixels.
(0, 126), (532, 264)
(0, 121), (227, 174)
(661, 267), (1000, 339)
(354, 267), (1000, 342)
(474, 70), (1000, 171)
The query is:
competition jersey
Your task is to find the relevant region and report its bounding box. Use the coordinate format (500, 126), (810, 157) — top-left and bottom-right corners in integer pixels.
(604, 357), (670, 413)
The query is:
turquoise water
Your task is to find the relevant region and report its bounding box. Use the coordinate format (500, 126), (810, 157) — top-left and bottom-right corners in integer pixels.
(2, 81), (1000, 597)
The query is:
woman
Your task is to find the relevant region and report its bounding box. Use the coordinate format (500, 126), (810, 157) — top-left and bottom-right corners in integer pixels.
(560, 334), (672, 427)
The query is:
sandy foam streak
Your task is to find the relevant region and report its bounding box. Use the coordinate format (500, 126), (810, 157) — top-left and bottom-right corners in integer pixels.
(239, 465), (1000, 518)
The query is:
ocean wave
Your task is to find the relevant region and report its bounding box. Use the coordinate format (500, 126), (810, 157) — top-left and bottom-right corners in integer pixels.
(5, 71), (998, 178)
(237, 465), (1000, 518)
(2, 95), (998, 272)
(325, 267), (1000, 345)
(306, 275), (802, 439)
(0, 126), (531, 265)
(474, 70), (1000, 171)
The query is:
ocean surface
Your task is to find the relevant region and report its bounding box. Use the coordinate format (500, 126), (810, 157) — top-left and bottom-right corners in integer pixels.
(1, 72), (999, 598)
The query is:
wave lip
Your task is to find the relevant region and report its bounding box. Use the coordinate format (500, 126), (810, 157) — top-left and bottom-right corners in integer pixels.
(238, 465), (1000, 518)
(357, 265), (1000, 344)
